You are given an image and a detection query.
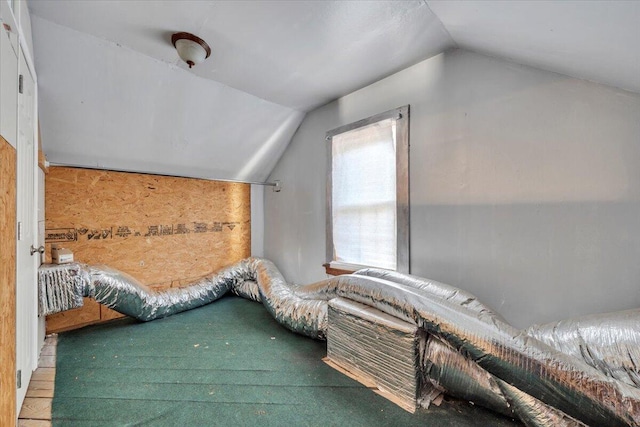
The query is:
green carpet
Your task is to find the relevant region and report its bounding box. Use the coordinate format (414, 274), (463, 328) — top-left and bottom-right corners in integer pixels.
(53, 296), (520, 426)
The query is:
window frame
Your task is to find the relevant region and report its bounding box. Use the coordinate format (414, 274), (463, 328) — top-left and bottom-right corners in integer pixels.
(325, 105), (410, 274)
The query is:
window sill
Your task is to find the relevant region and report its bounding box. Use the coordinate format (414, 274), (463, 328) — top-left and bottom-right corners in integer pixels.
(323, 261), (383, 276)
(322, 263), (355, 276)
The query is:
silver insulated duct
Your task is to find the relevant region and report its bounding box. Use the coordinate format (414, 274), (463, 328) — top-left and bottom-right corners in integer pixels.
(38, 259), (640, 426)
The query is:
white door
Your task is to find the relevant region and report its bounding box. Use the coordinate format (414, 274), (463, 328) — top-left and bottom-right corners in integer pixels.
(15, 47), (37, 412)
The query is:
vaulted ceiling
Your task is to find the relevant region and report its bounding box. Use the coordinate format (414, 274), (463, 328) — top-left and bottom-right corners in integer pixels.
(28, 0), (640, 182)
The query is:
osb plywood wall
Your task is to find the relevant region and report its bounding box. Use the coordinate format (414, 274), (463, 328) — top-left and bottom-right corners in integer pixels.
(45, 166), (251, 331)
(0, 137), (17, 424)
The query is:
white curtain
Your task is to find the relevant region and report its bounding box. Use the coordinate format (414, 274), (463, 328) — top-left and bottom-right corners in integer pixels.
(332, 118), (396, 270)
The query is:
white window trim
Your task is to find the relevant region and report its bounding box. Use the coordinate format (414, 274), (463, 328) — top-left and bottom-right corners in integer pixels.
(325, 105), (410, 273)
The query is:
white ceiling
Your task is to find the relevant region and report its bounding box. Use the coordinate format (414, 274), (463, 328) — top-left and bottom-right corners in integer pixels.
(29, 0), (452, 111)
(32, 16), (304, 182)
(428, 0), (640, 95)
(28, 0), (640, 182)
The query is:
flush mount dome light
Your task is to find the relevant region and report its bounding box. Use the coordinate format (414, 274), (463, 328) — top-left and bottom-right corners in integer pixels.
(171, 32), (211, 68)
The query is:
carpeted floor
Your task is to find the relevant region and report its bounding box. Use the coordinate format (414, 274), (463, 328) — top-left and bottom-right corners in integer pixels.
(53, 296), (521, 426)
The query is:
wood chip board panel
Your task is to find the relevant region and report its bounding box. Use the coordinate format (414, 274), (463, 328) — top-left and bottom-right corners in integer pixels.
(326, 297), (422, 413)
(44, 166), (251, 332)
(0, 137), (17, 425)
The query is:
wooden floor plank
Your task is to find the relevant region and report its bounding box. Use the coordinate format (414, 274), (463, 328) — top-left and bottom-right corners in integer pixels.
(39, 346), (56, 356)
(18, 398), (52, 420)
(44, 335), (58, 347)
(26, 380), (54, 391)
(30, 368), (55, 382)
(18, 420), (52, 427)
(37, 355), (56, 368)
(19, 334), (57, 424)
(26, 388), (54, 398)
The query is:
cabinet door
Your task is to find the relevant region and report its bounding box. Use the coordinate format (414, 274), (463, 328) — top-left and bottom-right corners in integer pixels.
(0, 20), (18, 147)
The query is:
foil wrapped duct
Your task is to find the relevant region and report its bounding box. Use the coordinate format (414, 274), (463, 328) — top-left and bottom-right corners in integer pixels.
(420, 335), (514, 417)
(340, 274), (640, 426)
(527, 309), (640, 389)
(38, 259), (640, 426)
(38, 259), (327, 339)
(355, 268), (508, 324)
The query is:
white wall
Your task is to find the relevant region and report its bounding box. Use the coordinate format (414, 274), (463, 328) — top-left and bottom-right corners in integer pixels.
(265, 49), (640, 328)
(18, 0), (33, 65)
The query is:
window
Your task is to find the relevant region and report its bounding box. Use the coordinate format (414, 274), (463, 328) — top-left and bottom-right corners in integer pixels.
(326, 105), (409, 274)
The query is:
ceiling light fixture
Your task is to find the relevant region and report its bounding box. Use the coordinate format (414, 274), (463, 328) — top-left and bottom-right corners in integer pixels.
(171, 32), (211, 68)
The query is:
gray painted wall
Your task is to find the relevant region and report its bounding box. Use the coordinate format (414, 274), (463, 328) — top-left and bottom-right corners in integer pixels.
(265, 49), (640, 329)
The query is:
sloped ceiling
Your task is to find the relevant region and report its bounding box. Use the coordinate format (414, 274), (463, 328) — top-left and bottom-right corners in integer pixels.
(33, 17), (305, 182)
(29, 0), (639, 182)
(428, 0), (640, 95)
(29, 0), (451, 181)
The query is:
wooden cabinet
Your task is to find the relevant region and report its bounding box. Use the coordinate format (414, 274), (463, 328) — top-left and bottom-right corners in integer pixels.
(46, 298), (102, 333)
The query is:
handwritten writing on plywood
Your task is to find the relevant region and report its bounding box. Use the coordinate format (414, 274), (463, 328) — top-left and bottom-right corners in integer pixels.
(44, 167), (251, 330)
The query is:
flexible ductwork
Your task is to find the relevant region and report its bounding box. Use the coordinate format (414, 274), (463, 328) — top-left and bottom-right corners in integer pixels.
(38, 259), (640, 426)
(527, 309), (640, 389)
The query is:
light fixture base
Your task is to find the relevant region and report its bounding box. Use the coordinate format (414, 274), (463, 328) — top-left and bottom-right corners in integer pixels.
(171, 32), (211, 68)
